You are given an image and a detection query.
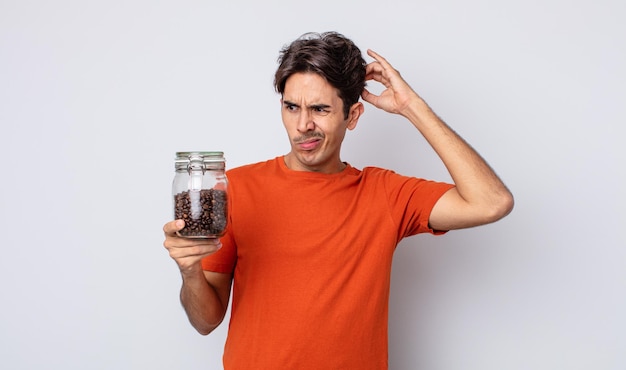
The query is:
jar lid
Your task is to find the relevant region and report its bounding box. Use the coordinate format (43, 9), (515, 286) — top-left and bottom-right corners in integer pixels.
(175, 151), (225, 169)
(176, 150), (223, 159)
(176, 151), (223, 157)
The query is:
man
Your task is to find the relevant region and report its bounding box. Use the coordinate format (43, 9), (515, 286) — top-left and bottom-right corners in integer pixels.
(163, 31), (513, 369)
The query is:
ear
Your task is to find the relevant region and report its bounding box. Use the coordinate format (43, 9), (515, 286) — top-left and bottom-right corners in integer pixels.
(346, 102), (364, 131)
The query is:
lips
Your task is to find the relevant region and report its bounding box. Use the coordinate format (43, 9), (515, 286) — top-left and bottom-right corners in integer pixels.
(297, 138), (321, 151)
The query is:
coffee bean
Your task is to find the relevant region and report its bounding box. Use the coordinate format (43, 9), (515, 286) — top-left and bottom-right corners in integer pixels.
(174, 189), (227, 238)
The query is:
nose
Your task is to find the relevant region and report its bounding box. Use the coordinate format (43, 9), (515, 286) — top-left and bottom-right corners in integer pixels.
(297, 110), (315, 133)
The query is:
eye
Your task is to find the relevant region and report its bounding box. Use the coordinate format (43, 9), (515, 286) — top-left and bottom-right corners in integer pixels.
(311, 106), (330, 115)
(284, 103), (298, 112)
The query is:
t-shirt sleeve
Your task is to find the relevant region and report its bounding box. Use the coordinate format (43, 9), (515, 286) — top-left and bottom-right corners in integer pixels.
(382, 170), (455, 239)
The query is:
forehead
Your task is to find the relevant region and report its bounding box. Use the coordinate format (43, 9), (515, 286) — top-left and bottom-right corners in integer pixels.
(283, 72), (341, 102)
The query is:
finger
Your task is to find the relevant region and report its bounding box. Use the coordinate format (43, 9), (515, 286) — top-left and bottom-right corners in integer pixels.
(364, 68), (383, 82)
(170, 242), (223, 261)
(365, 62), (387, 81)
(163, 219), (185, 235)
(365, 59), (382, 72)
(361, 88), (380, 106)
(367, 49), (393, 70)
(365, 72), (382, 85)
(168, 241), (223, 259)
(367, 49), (405, 87)
(364, 63), (389, 84)
(164, 234), (220, 250)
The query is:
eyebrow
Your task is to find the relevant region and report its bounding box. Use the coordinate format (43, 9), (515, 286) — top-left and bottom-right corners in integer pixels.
(310, 103), (331, 110)
(283, 100), (332, 110)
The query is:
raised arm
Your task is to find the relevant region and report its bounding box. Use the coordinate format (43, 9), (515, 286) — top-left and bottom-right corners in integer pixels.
(361, 49), (514, 230)
(163, 220), (232, 335)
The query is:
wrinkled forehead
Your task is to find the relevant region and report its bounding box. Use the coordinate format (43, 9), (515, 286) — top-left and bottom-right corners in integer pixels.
(282, 72), (341, 104)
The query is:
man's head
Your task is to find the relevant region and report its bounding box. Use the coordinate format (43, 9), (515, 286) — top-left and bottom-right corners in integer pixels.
(274, 32), (366, 119)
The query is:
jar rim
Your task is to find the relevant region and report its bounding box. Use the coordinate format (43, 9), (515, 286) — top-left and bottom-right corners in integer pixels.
(176, 151), (223, 157)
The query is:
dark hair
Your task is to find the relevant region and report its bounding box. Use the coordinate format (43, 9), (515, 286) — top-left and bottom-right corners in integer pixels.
(274, 32), (366, 119)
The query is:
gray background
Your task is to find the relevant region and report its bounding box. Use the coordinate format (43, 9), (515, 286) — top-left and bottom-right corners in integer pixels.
(1, 0), (624, 369)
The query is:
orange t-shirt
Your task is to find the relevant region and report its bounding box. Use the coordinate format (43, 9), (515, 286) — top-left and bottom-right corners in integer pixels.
(202, 157), (454, 369)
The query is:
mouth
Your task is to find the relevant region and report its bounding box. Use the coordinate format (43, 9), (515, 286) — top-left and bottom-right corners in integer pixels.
(296, 138), (322, 151)
(296, 139), (321, 151)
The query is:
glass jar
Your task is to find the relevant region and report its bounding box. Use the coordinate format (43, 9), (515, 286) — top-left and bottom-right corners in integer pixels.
(172, 151), (228, 238)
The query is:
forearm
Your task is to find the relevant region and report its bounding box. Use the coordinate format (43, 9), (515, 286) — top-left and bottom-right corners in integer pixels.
(404, 97), (513, 218)
(179, 266), (227, 335)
